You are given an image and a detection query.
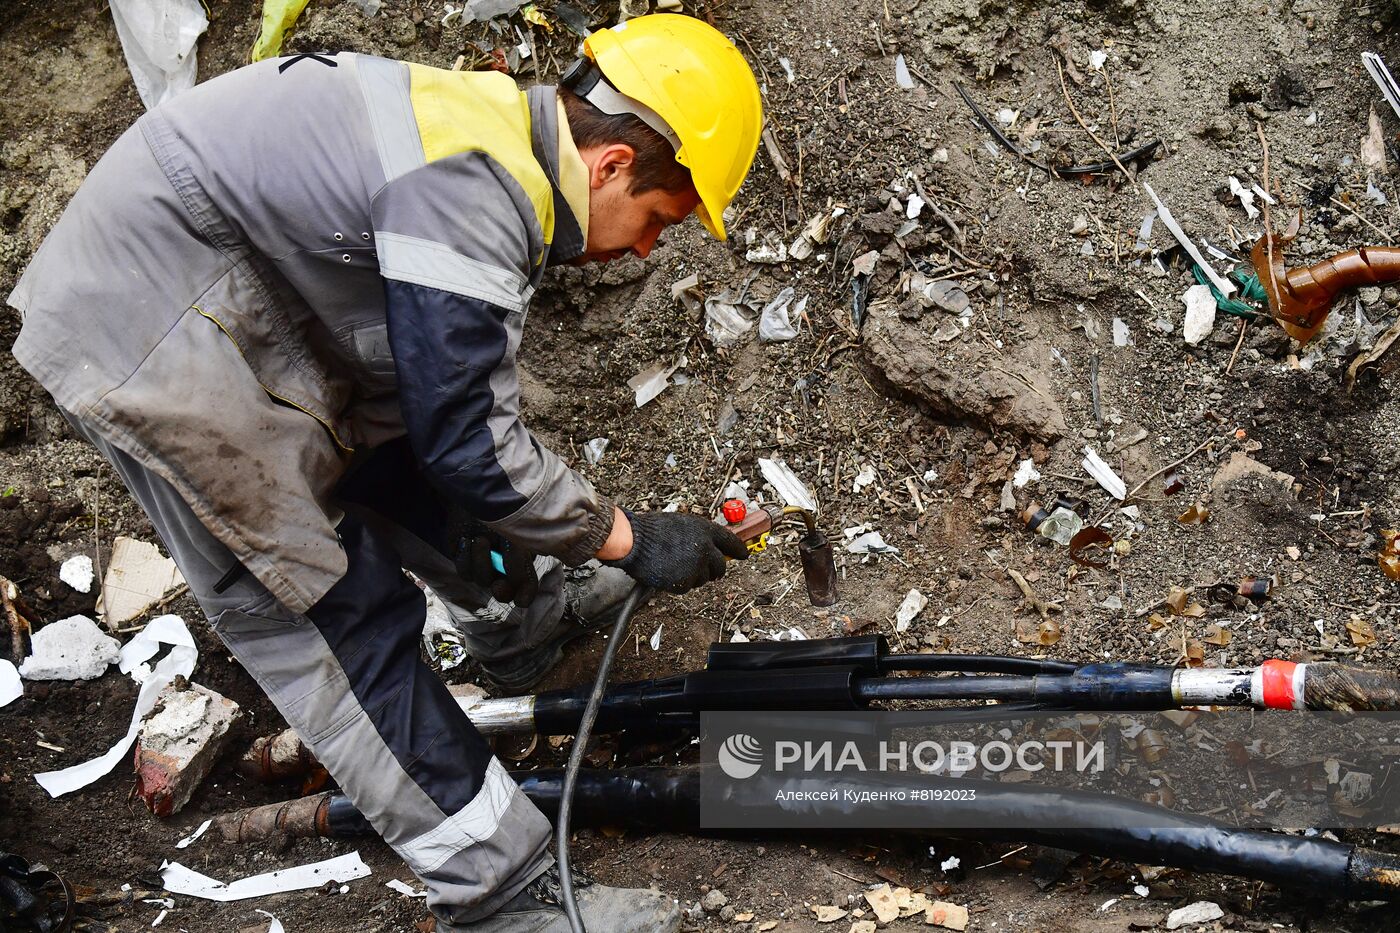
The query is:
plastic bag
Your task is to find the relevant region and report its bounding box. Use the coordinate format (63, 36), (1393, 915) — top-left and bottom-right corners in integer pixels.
(109, 0), (209, 110)
(251, 0), (312, 61)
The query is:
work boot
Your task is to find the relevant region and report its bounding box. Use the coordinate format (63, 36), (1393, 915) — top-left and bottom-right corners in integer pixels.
(477, 562), (644, 693)
(449, 864), (681, 933)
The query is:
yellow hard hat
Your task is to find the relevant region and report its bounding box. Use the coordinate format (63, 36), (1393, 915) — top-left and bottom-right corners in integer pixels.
(580, 14), (763, 241)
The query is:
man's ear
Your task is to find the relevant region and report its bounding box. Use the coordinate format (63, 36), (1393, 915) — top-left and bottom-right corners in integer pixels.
(590, 143), (637, 189)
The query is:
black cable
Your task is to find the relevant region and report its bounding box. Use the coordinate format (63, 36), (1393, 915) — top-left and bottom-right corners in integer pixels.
(557, 585), (652, 933)
(882, 654), (1078, 676)
(856, 675), (1039, 703)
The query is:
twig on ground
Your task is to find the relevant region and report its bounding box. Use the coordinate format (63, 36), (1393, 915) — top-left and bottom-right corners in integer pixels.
(1126, 433), (1231, 500)
(1007, 569), (1063, 621)
(1226, 319), (1248, 375)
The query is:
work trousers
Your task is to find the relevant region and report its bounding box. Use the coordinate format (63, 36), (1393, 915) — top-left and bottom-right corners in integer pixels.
(62, 416), (554, 927)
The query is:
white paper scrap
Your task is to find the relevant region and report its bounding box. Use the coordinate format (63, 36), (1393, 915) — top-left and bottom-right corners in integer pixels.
(60, 554), (94, 593)
(160, 852), (370, 902)
(386, 879), (427, 898)
(894, 589), (928, 633)
(175, 819), (212, 849)
(0, 661), (20, 708)
(757, 458), (818, 513)
(1081, 447), (1127, 500)
(35, 615), (197, 797)
(627, 357), (685, 408)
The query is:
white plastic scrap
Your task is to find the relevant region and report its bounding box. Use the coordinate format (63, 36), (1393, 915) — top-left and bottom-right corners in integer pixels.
(175, 819), (212, 849)
(160, 852), (371, 902)
(1363, 52), (1400, 121)
(1142, 183), (1236, 296)
(0, 661), (21, 708)
(109, 0), (208, 110)
(758, 288), (800, 343)
(35, 615), (197, 798)
(1081, 447), (1127, 500)
(894, 54), (915, 90)
(1366, 179), (1389, 206)
(894, 589), (927, 633)
(256, 910), (285, 933)
(1112, 317), (1131, 347)
(464, 0), (526, 22)
(649, 624), (664, 652)
(386, 879), (427, 898)
(1013, 459), (1040, 488)
(757, 458), (817, 513)
(777, 56), (795, 83)
(1228, 175), (1259, 220)
(18, 615), (120, 681)
(845, 531), (899, 555)
(940, 856), (961, 871)
(583, 438), (609, 465)
(1181, 283), (1217, 345)
(852, 464), (877, 493)
(703, 295), (755, 348)
(1088, 49), (1108, 71)
(60, 554), (94, 593)
(905, 194), (926, 219)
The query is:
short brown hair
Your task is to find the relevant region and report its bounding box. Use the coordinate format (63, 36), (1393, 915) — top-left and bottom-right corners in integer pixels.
(559, 87), (692, 196)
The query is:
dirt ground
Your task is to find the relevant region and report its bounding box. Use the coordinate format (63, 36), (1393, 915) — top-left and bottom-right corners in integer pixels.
(6, 0), (1400, 930)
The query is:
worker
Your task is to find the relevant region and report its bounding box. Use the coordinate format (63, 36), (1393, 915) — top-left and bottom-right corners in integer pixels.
(8, 14), (761, 932)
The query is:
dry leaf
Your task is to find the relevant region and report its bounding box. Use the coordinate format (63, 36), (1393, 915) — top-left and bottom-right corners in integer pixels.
(1203, 624), (1232, 646)
(1347, 617), (1377, 647)
(758, 922), (778, 932)
(735, 913), (754, 922)
(1147, 613), (1168, 631)
(1182, 602), (1207, 619)
(1362, 105), (1389, 173)
(813, 905), (849, 923)
(1176, 503), (1210, 525)
(1184, 639), (1206, 667)
(1165, 586), (1189, 615)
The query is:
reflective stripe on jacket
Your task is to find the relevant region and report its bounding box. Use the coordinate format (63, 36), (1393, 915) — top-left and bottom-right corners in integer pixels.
(9, 54), (612, 613)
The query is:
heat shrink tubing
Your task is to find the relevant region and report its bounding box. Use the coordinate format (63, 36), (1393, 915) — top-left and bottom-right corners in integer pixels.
(457, 637), (1400, 738)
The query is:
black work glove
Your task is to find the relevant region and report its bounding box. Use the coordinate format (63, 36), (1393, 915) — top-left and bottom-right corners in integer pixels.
(603, 510), (749, 594)
(449, 513), (540, 607)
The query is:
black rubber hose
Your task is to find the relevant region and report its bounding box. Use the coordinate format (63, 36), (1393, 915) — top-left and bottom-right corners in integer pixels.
(556, 585), (651, 933)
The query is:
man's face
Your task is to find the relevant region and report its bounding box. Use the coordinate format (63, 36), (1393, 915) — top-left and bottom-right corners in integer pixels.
(574, 143), (701, 265)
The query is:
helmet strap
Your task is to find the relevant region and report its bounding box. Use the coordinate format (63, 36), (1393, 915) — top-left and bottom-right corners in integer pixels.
(561, 59), (682, 154)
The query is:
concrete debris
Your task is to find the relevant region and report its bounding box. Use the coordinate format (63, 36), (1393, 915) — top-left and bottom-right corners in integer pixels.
(925, 900), (970, 930)
(999, 480), (1017, 512)
(701, 888), (727, 912)
(135, 679), (242, 816)
(1013, 458), (1041, 488)
(1180, 283), (1217, 346)
(812, 904), (847, 922)
(864, 301), (1068, 441)
(864, 884), (899, 923)
(1165, 901), (1224, 929)
(1081, 447), (1127, 500)
(60, 554), (94, 593)
(98, 536), (186, 630)
(894, 589), (927, 632)
(18, 615), (120, 681)
(746, 235), (788, 264)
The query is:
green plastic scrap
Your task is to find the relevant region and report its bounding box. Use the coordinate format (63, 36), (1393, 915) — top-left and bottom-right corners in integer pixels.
(1192, 264), (1265, 320)
(251, 0), (311, 61)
